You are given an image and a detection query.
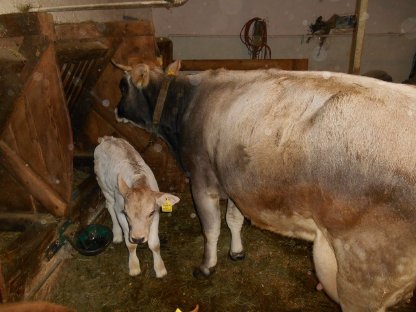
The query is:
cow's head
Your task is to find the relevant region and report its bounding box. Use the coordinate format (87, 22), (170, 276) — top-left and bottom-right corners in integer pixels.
(112, 59), (181, 131)
(117, 175), (180, 244)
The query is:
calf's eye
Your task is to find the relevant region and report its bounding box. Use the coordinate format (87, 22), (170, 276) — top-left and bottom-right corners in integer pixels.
(148, 210), (155, 218)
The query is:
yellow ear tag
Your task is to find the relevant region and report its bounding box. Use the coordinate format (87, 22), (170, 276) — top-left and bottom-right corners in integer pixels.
(175, 309), (182, 312)
(162, 198), (173, 213)
(167, 68), (176, 76)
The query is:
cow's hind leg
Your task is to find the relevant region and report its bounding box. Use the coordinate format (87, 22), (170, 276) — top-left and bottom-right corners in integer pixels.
(226, 199), (245, 261)
(192, 185), (221, 278)
(148, 213), (167, 278)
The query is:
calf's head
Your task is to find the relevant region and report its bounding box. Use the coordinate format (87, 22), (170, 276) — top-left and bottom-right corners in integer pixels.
(112, 60), (181, 131)
(117, 175), (180, 244)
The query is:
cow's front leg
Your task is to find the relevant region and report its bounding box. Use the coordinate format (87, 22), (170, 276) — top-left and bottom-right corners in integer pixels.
(226, 199), (245, 261)
(148, 213), (167, 278)
(192, 186), (221, 277)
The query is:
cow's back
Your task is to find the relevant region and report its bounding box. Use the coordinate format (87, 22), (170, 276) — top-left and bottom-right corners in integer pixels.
(182, 70), (416, 238)
(94, 136), (158, 192)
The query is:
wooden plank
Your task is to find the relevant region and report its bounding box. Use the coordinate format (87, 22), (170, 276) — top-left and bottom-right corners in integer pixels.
(0, 212), (55, 231)
(56, 40), (108, 64)
(0, 141), (67, 217)
(55, 20), (154, 41)
(0, 48), (26, 71)
(349, 0), (369, 74)
(10, 96), (49, 188)
(180, 59), (309, 71)
(21, 46), (73, 204)
(88, 104), (187, 193)
(0, 14), (42, 38)
(0, 222), (56, 302)
(0, 162), (33, 213)
(0, 301), (74, 312)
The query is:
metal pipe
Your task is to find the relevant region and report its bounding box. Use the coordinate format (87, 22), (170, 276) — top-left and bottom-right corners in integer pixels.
(29, 0), (188, 13)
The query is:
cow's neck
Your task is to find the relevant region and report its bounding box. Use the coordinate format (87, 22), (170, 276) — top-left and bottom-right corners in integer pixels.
(144, 75), (194, 173)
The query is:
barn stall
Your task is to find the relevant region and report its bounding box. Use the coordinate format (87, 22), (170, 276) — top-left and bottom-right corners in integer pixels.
(0, 1), (415, 311)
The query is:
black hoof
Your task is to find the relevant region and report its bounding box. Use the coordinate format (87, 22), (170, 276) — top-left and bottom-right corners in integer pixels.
(192, 266), (215, 279)
(229, 251), (246, 261)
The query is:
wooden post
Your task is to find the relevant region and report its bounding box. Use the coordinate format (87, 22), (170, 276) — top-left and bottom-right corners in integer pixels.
(349, 0), (369, 74)
(0, 141), (67, 217)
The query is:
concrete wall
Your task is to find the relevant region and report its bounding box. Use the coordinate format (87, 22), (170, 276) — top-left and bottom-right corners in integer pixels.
(153, 0), (416, 82)
(1, 1), (415, 81)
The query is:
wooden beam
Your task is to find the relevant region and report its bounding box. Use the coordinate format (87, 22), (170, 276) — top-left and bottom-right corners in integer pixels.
(0, 212), (55, 231)
(0, 223), (57, 302)
(0, 301), (74, 312)
(91, 101), (152, 151)
(180, 59), (308, 71)
(349, 0), (369, 74)
(0, 141), (67, 217)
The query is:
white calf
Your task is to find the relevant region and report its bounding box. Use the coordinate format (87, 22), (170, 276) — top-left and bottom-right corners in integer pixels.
(94, 136), (180, 277)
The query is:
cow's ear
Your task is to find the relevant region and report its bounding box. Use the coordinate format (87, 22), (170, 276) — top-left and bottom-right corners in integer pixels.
(166, 60), (181, 76)
(154, 192), (180, 207)
(117, 175), (130, 198)
(130, 64), (150, 88)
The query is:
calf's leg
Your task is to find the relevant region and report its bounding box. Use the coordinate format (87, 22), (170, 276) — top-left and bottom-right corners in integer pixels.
(118, 212), (141, 276)
(226, 199), (245, 260)
(102, 191), (123, 243)
(148, 213), (167, 278)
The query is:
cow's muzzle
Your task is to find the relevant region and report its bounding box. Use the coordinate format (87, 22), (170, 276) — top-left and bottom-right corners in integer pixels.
(130, 236), (146, 244)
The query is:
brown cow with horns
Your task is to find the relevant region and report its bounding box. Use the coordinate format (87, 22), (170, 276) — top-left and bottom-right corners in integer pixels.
(112, 59), (416, 311)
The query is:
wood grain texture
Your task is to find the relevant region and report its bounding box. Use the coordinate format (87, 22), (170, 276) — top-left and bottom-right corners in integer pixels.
(180, 59), (309, 71)
(0, 13), (73, 215)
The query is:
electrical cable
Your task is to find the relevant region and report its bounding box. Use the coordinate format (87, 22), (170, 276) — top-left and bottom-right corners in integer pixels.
(240, 17), (271, 59)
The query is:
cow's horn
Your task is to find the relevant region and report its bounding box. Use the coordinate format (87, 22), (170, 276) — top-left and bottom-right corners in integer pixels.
(111, 59), (133, 72)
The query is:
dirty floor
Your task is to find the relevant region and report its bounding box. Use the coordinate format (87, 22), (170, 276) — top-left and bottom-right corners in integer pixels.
(48, 193), (416, 312)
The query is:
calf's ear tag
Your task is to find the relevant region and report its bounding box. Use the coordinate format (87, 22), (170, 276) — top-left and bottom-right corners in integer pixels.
(162, 198), (173, 213)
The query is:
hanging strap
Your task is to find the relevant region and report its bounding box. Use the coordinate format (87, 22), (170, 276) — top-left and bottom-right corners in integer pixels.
(140, 76), (173, 153)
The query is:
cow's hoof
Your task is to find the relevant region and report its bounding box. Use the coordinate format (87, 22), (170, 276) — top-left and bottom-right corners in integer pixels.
(192, 266), (215, 279)
(229, 251), (246, 261)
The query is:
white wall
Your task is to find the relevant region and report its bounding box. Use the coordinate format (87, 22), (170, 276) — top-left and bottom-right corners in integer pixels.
(1, 1), (415, 81)
(152, 0), (416, 82)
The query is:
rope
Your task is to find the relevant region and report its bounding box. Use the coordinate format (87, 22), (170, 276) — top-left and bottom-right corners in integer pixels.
(240, 17), (271, 59)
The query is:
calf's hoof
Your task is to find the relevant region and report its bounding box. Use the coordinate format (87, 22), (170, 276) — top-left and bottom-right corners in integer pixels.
(129, 267), (141, 276)
(192, 266), (215, 279)
(112, 231), (123, 244)
(156, 267), (167, 278)
(229, 251), (246, 261)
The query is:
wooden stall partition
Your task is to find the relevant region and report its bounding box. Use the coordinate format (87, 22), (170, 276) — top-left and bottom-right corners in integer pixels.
(67, 20), (188, 193)
(0, 13), (73, 217)
(0, 12), (72, 303)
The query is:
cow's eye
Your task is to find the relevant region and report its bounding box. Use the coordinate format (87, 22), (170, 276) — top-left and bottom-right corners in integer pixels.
(148, 210), (155, 218)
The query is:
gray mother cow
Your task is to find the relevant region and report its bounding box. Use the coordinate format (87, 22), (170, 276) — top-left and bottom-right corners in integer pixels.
(113, 59), (416, 311)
